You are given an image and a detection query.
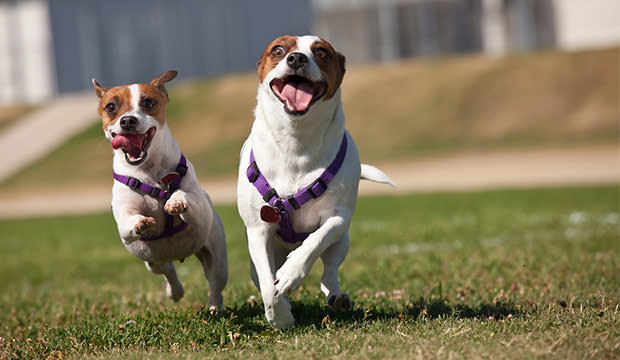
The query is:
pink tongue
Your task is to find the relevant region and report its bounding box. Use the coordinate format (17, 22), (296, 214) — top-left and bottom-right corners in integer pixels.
(111, 133), (143, 157)
(280, 82), (314, 111)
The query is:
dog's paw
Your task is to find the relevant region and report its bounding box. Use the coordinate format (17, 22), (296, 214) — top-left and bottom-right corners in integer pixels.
(274, 257), (309, 298)
(165, 281), (184, 302)
(134, 217), (157, 236)
(265, 297), (294, 329)
(327, 293), (353, 312)
(208, 305), (222, 315)
(164, 199), (188, 215)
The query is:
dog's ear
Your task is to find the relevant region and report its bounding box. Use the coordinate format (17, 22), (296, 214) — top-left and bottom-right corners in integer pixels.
(151, 70), (178, 88)
(92, 78), (108, 100)
(257, 57), (264, 71)
(150, 70), (178, 98)
(337, 52), (346, 77)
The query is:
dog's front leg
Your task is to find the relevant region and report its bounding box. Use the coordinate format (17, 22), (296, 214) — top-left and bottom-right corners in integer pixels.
(115, 212), (158, 244)
(247, 227), (294, 329)
(165, 189), (206, 226)
(274, 210), (351, 298)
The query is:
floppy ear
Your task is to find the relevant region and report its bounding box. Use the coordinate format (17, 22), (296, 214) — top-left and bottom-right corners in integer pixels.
(151, 70), (178, 88)
(337, 52), (346, 77)
(92, 78), (108, 100)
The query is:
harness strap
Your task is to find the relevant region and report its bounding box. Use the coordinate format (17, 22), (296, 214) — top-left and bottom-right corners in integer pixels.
(139, 213), (189, 241)
(113, 154), (189, 241)
(113, 155), (187, 200)
(246, 134), (348, 243)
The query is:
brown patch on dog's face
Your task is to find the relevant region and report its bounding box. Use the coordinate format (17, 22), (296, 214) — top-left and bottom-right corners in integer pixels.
(136, 84), (169, 126)
(96, 85), (131, 130)
(257, 35), (298, 83)
(310, 38), (346, 100)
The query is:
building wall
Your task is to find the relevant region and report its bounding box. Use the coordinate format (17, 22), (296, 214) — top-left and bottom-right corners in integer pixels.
(1, 0), (618, 104)
(313, 0), (561, 64)
(553, 0), (620, 50)
(47, 0), (311, 93)
(0, 0), (310, 103)
(0, 0), (55, 104)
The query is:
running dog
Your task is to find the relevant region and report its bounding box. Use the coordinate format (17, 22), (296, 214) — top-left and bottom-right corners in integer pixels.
(93, 71), (228, 311)
(237, 36), (394, 328)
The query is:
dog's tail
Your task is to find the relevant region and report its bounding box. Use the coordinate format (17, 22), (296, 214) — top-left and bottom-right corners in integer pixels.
(360, 164), (396, 187)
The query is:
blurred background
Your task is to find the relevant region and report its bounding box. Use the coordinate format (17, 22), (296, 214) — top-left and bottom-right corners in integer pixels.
(1, 0), (619, 101)
(0, 0), (618, 216)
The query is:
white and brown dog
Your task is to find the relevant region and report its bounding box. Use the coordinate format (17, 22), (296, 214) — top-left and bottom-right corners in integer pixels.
(237, 36), (394, 328)
(93, 71), (228, 310)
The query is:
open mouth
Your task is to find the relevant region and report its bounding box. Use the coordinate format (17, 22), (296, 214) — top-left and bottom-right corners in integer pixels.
(270, 75), (326, 115)
(111, 127), (156, 165)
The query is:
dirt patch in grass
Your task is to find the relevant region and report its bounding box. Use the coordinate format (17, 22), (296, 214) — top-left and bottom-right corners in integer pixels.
(344, 47), (619, 161)
(0, 104), (38, 132)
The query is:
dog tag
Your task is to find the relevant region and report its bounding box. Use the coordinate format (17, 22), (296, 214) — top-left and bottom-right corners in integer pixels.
(260, 205), (281, 223)
(158, 172), (181, 185)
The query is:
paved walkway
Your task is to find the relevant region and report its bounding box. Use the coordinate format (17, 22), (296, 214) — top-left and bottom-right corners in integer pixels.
(0, 143), (617, 219)
(0, 92), (97, 183)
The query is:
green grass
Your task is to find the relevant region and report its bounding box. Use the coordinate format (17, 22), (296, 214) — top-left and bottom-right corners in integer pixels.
(1, 186), (618, 359)
(2, 47), (618, 191)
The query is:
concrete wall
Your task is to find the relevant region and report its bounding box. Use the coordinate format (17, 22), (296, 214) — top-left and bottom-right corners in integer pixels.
(0, 0), (311, 104)
(47, 0), (311, 93)
(1, 0), (619, 104)
(553, 0), (620, 50)
(313, 0), (562, 63)
(0, 0), (55, 104)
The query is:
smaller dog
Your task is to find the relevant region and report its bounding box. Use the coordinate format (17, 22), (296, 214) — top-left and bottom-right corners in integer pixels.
(93, 71), (227, 310)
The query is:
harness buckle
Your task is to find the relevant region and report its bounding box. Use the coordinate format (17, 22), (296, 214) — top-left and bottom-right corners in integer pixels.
(248, 161), (260, 183)
(176, 163), (188, 176)
(167, 182), (179, 194)
(287, 197), (300, 210)
(150, 187), (161, 198)
(263, 188), (278, 202)
(126, 177), (141, 189)
(306, 177), (327, 199)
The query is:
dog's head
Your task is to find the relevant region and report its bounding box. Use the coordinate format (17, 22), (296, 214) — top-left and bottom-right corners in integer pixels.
(92, 70), (177, 165)
(257, 35), (345, 117)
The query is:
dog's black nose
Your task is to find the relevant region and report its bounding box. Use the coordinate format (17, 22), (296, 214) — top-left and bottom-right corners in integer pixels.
(120, 116), (138, 130)
(286, 52), (307, 70)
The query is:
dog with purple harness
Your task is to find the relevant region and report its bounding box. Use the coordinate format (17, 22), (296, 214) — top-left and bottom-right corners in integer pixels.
(237, 35), (394, 329)
(93, 71), (228, 311)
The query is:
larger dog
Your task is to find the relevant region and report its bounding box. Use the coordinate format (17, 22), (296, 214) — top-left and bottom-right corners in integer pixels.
(93, 71), (228, 310)
(237, 36), (394, 328)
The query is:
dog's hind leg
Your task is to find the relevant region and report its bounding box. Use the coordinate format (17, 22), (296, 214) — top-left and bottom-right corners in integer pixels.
(196, 244), (228, 312)
(320, 233), (352, 311)
(145, 261), (184, 302)
(195, 215), (228, 312)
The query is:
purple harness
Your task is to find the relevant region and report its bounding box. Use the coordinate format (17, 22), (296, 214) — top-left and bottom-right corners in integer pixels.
(246, 134), (348, 243)
(113, 154), (189, 241)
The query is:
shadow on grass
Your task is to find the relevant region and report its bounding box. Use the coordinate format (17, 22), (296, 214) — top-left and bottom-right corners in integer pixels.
(218, 296), (524, 332)
(8, 297), (524, 358)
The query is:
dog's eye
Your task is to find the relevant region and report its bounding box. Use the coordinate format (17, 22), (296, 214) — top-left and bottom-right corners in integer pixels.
(105, 103), (116, 114)
(271, 46), (286, 57)
(312, 47), (329, 60)
(142, 98), (156, 110)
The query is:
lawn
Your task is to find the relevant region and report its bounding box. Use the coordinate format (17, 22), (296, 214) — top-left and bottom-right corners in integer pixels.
(1, 186), (618, 359)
